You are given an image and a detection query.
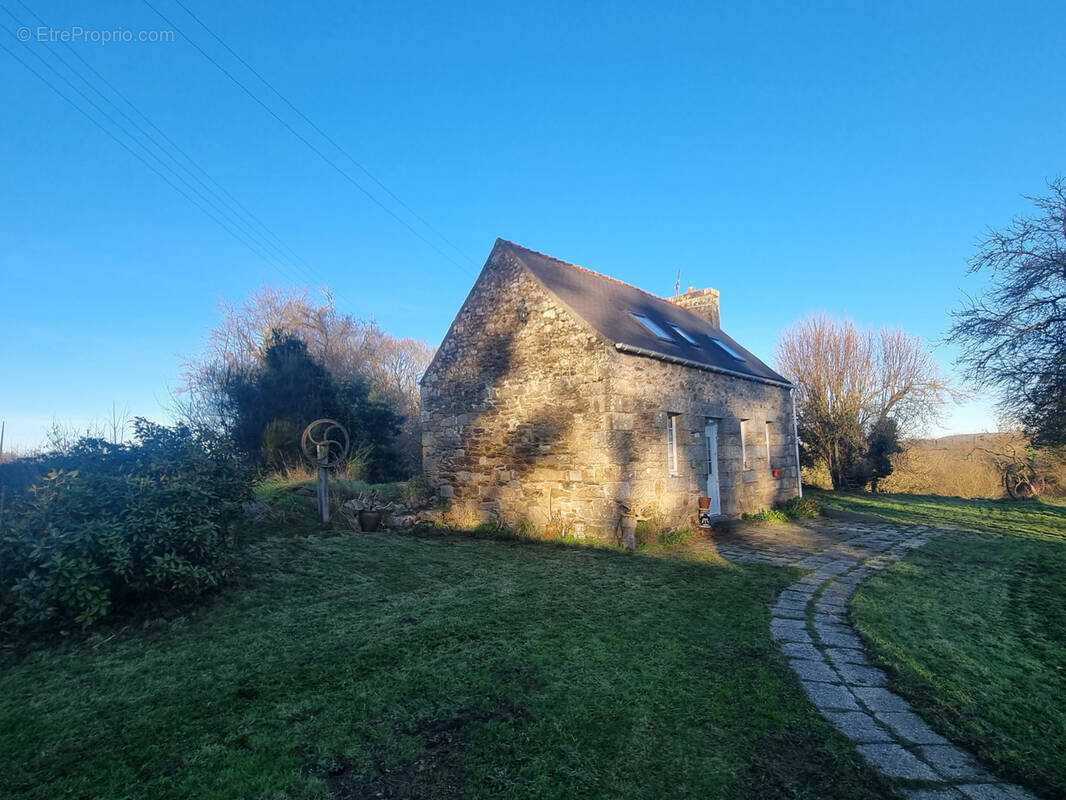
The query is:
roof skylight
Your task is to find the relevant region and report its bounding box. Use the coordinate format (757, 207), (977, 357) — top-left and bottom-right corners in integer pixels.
(668, 323), (700, 346)
(710, 337), (745, 361)
(630, 312), (674, 341)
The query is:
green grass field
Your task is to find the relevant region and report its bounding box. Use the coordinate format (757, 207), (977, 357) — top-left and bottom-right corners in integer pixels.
(821, 492), (1066, 799)
(0, 526), (892, 800)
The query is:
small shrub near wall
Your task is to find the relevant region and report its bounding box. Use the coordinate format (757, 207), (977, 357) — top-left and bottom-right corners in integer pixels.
(0, 420), (253, 635)
(742, 496), (821, 524)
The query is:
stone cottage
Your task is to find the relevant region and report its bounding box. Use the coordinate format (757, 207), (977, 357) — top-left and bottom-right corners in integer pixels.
(420, 239), (801, 539)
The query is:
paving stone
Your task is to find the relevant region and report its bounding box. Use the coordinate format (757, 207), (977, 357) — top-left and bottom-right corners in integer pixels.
(816, 598), (849, 612)
(825, 647), (870, 665)
(919, 745), (989, 780)
(821, 562), (854, 575)
(816, 590), (849, 603)
(814, 605), (848, 622)
(780, 642), (822, 661)
(875, 711), (949, 745)
(822, 711), (893, 743)
(957, 784), (1039, 800)
(817, 629), (865, 649)
(835, 663), (889, 687)
(823, 584), (856, 599)
(853, 687), (911, 713)
(789, 658), (839, 683)
(772, 625), (813, 644)
(902, 789), (965, 800)
(801, 681), (859, 710)
(771, 616), (807, 631)
(855, 743), (941, 780)
(772, 606), (808, 620)
(836, 570), (869, 585)
(779, 590), (814, 604)
(814, 621), (852, 637)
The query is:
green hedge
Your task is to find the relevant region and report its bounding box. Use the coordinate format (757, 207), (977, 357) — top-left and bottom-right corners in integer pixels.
(0, 420), (252, 634)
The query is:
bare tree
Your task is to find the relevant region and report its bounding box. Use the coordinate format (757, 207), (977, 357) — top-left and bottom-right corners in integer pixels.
(775, 315), (950, 489)
(178, 285), (436, 475)
(950, 178), (1066, 446)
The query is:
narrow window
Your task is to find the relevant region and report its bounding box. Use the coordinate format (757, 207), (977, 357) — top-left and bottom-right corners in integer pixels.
(667, 413), (680, 474)
(740, 418), (750, 470)
(631, 312), (675, 341)
(765, 421), (774, 473)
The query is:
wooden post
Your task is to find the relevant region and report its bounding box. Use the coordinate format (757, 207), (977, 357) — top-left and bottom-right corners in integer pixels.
(316, 443), (329, 524)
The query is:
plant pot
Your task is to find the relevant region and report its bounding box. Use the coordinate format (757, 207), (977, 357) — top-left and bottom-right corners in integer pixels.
(620, 516), (637, 550)
(358, 510), (382, 532)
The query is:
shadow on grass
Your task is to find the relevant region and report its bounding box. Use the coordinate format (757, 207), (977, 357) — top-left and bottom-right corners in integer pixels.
(812, 489), (1066, 540)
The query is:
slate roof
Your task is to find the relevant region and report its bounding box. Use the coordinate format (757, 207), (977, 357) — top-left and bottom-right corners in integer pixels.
(500, 239), (791, 387)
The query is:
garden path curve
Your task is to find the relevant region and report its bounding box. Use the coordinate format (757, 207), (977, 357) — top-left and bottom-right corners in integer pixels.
(712, 517), (1038, 800)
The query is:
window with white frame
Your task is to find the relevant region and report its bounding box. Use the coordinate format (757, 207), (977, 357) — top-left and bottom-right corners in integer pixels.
(740, 418), (750, 470)
(667, 413), (680, 474)
(765, 421), (774, 473)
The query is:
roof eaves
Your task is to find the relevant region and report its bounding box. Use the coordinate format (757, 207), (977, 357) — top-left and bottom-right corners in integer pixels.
(613, 342), (794, 389)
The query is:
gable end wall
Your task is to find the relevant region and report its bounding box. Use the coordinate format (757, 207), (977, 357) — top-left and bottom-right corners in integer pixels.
(420, 247), (622, 536)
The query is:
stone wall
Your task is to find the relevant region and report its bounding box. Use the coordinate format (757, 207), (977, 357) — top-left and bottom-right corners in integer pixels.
(421, 244), (800, 539)
(605, 353), (800, 529)
(420, 245), (620, 537)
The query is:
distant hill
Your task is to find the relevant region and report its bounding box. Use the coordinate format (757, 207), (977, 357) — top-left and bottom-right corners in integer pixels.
(880, 431), (1064, 499)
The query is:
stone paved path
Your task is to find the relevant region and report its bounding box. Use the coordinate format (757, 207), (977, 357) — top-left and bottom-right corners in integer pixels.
(711, 517), (1038, 800)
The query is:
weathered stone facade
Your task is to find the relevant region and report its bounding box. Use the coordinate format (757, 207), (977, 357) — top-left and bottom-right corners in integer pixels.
(421, 241), (801, 539)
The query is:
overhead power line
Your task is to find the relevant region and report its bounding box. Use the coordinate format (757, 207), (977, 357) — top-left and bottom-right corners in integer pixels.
(140, 0), (475, 275)
(170, 0), (473, 266)
(7, 1), (325, 290)
(0, 34), (308, 283)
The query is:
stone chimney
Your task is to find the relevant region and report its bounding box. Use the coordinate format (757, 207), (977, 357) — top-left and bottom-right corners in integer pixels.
(667, 286), (720, 328)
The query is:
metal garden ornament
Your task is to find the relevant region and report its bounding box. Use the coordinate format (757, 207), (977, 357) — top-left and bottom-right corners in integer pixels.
(300, 418), (350, 524)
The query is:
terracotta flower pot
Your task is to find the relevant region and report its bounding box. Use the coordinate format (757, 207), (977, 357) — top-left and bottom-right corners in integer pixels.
(358, 510), (382, 532)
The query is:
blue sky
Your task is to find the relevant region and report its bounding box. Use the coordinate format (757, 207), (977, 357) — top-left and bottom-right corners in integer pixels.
(1, 0), (1063, 449)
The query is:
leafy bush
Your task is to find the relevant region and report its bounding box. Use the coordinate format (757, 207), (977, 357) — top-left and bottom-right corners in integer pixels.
(223, 332), (405, 482)
(402, 475), (434, 508)
(658, 527), (695, 547)
(0, 420), (252, 634)
(742, 496), (821, 524)
(634, 519), (655, 547)
(776, 495), (821, 519)
(742, 508), (790, 524)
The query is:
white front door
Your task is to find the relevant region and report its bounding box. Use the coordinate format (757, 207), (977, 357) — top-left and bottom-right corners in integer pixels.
(705, 421), (721, 515)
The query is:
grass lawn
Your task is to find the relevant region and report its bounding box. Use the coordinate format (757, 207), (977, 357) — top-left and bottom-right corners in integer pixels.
(820, 492), (1066, 799)
(0, 527), (894, 800)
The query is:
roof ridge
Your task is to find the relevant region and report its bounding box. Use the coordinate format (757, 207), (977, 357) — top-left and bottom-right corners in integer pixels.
(498, 239), (665, 303)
